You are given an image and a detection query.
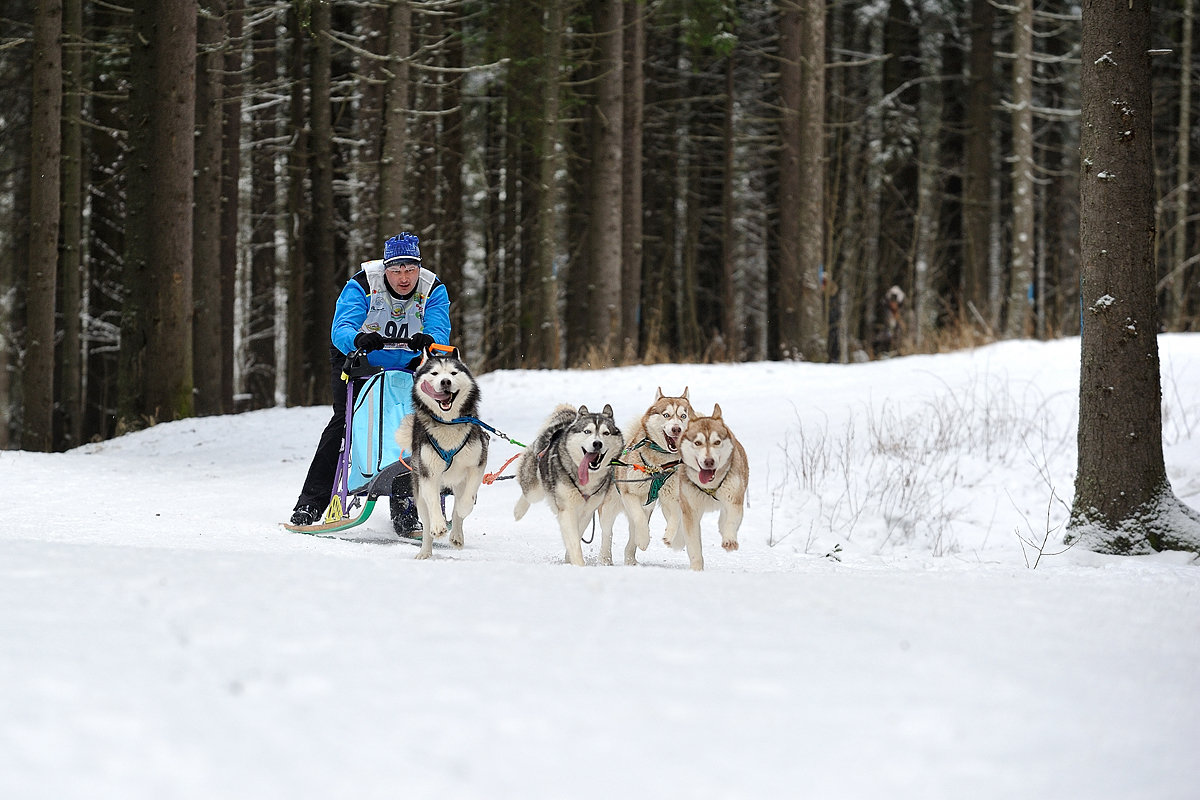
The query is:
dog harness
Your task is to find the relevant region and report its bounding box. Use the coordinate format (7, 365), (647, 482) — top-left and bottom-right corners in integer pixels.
(618, 438), (681, 504)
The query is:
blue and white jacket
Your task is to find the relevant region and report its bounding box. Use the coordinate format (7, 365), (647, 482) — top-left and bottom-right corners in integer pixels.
(330, 260), (451, 370)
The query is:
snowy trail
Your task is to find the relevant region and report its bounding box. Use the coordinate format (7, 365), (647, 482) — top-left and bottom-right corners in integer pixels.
(3, 336), (1199, 799)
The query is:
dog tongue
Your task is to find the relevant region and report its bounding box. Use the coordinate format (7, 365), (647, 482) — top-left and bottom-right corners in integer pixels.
(699, 467), (716, 484)
(420, 380), (451, 402)
(578, 452), (596, 486)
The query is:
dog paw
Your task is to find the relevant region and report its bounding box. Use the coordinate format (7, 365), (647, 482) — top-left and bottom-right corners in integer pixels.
(722, 539), (739, 551)
(430, 522), (449, 540)
(450, 531), (464, 548)
(414, 550), (432, 560)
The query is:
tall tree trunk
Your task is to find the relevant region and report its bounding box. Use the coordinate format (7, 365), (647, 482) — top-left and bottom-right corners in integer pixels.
(121, 0), (196, 426)
(1168, 0), (1193, 329)
(220, 0), (244, 412)
(378, 0), (411, 241)
(1005, 0), (1034, 338)
(442, 18), (465, 341)
(310, 0), (337, 405)
(586, 0), (623, 363)
(26, 0), (63, 451)
(285, 5), (311, 405)
(57, 0), (83, 448)
(247, 9), (278, 408)
(963, 0), (994, 330)
(777, 2), (803, 359)
(1067, 0), (1200, 553)
(348, 4), (386, 270)
(620, 0), (644, 362)
(194, 0), (226, 416)
(721, 56), (737, 361)
(912, 21), (943, 349)
(530, 0), (564, 369)
(778, 0), (825, 361)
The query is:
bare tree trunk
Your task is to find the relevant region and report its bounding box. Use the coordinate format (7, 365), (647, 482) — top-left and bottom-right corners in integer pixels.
(620, 0), (644, 362)
(25, 0), (63, 451)
(531, 0), (564, 369)
(586, 0), (623, 363)
(1067, 0), (1200, 553)
(777, 1), (803, 359)
(57, 0), (83, 448)
(963, 0), (994, 331)
(194, 0), (225, 416)
(1005, 0), (1034, 338)
(442, 18), (465, 340)
(379, 0), (411, 241)
(1168, 0), (1193, 329)
(285, 6), (311, 405)
(721, 56), (737, 361)
(349, 2), (386, 269)
(247, 10), (278, 408)
(310, 0), (337, 406)
(219, 0), (244, 412)
(778, 0), (825, 361)
(912, 21), (943, 349)
(121, 0), (196, 425)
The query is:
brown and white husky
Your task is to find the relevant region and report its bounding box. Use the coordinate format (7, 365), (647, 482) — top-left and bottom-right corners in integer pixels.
(655, 403), (748, 571)
(598, 387), (694, 565)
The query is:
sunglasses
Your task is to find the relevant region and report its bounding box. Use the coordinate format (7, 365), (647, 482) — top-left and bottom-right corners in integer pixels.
(385, 263), (419, 274)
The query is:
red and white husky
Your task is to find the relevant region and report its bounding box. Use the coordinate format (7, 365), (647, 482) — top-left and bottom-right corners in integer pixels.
(656, 404), (748, 571)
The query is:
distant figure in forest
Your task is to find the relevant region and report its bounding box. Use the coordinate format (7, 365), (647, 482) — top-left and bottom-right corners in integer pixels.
(874, 285), (907, 356)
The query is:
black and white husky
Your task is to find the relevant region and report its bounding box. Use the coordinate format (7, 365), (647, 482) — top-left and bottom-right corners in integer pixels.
(513, 404), (625, 566)
(395, 348), (489, 560)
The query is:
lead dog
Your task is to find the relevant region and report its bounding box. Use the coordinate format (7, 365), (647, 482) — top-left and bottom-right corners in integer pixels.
(396, 347), (489, 560)
(599, 387), (694, 565)
(514, 404), (624, 566)
(656, 403), (748, 571)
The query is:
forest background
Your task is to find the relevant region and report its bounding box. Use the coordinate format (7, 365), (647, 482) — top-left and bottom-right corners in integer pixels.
(0, 0), (1196, 452)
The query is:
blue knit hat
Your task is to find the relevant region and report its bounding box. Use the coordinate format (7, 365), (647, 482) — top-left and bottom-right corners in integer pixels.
(384, 232), (421, 266)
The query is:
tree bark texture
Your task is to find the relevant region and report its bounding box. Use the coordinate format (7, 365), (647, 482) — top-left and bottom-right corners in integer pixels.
(1067, 0), (1200, 553)
(121, 0), (197, 425)
(26, 0), (63, 451)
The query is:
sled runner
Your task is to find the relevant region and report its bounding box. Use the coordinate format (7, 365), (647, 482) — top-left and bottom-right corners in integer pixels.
(283, 338), (458, 537)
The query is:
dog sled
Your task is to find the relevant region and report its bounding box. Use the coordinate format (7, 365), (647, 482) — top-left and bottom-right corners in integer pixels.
(284, 337), (453, 537)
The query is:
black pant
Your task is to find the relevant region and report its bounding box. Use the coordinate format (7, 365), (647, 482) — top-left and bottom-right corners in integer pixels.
(294, 351), (354, 511)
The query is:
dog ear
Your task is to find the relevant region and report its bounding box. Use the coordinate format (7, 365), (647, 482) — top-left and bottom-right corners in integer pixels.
(711, 403), (722, 419)
(682, 386), (689, 400)
(602, 403), (615, 418)
(655, 387), (664, 400)
(577, 405), (589, 417)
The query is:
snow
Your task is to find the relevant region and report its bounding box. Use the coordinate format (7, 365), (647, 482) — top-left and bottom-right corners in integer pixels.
(3, 335), (1200, 799)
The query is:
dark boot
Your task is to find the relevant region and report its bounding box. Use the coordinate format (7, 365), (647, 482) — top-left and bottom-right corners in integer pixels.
(390, 472), (422, 537)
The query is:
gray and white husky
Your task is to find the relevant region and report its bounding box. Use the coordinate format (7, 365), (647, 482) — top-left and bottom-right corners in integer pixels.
(513, 404), (625, 566)
(395, 348), (489, 560)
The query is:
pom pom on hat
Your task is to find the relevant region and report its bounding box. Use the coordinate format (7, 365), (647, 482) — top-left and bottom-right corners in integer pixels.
(384, 232), (421, 266)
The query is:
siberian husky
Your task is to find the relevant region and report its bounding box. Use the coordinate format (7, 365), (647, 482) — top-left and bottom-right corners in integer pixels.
(514, 404), (625, 566)
(656, 403), (748, 571)
(598, 387), (694, 565)
(396, 347), (489, 560)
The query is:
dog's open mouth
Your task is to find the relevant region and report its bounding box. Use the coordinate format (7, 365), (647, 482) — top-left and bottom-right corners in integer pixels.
(664, 432), (680, 452)
(419, 379), (457, 412)
(698, 467), (716, 484)
(578, 450), (602, 486)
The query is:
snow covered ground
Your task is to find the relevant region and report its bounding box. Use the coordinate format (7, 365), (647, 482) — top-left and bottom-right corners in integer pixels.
(3, 335), (1198, 799)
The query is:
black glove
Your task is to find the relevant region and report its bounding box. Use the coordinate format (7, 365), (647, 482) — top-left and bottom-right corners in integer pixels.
(408, 332), (435, 354)
(354, 331), (385, 352)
